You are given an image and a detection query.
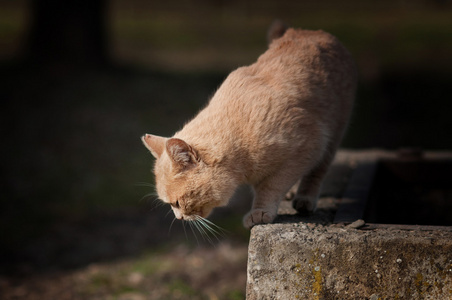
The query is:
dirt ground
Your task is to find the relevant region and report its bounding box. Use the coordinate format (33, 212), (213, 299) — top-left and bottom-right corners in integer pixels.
(2, 231), (249, 300)
(0, 188), (252, 300)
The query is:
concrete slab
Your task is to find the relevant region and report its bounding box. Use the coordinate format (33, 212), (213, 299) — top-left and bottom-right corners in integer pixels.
(246, 150), (452, 300)
(247, 223), (452, 299)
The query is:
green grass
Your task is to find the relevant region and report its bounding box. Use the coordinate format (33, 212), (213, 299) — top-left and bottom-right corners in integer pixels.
(130, 247), (177, 276)
(226, 289), (246, 300)
(168, 279), (197, 297)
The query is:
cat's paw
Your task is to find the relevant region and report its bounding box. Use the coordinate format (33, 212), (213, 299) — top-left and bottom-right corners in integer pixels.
(243, 209), (276, 229)
(292, 195), (318, 214)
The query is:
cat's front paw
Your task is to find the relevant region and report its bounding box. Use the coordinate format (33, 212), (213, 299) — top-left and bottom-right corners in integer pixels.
(292, 195), (317, 214)
(243, 209), (276, 229)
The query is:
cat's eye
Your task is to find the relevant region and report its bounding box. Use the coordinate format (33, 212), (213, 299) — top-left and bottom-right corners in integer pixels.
(172, 200), (180, 209)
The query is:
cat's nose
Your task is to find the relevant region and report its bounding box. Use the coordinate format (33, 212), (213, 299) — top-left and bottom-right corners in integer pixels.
(173, 209), (184, 220)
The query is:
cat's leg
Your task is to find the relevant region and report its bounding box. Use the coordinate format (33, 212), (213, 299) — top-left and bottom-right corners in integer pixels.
(243, 169), (301, 229)
(285, 179), (300, 200)
(293, 145), (336, 213)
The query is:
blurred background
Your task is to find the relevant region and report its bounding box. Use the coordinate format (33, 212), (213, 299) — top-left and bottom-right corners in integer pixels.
(1, 0), (452, 299)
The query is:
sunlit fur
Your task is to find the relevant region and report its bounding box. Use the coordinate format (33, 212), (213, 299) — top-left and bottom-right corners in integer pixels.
(142, 26), (357, 229)
(153, 148), (237, 220)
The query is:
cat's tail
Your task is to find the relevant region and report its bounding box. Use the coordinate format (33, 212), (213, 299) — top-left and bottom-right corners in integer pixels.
(267, 19), (289, 45)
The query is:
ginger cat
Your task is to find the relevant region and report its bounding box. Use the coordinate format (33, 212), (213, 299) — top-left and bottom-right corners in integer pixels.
(142, 23), (357, 229)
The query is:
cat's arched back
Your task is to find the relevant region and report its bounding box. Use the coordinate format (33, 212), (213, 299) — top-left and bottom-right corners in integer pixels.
(142, 25), (357, 229)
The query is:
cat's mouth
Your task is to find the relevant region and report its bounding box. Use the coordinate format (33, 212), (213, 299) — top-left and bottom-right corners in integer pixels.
(180, 214), (198, 221)
(174, 210), (207, 221)
(182, 209), (211, 221)
(173, 206), (213, 221)
(184, 211), (209, 221)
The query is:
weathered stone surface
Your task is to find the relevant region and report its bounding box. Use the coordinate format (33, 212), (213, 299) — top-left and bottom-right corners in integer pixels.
(247, 223), (452, 300)
(246, 150), (452, 300)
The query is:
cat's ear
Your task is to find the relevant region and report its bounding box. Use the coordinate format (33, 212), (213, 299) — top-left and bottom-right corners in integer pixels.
(141, 134), (167, 159)
(166, 138), (198, 169)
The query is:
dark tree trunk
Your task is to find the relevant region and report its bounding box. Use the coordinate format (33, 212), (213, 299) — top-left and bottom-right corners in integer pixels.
(27, 0), (108, 67)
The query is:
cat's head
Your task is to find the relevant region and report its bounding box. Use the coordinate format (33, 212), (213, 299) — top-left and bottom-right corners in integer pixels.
(141, 134), (233, 221)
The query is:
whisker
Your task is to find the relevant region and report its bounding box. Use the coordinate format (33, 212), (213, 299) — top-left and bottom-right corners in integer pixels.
(149, 197), (166, 209)
(201, 225), (220, 244)
(196, 217), (221, 243)
(139, 194), (161, 208)
(134, 182), (156, 188)
(168, 217), (177, 236)
(199, 216), (229, 233)
(191, 220), (203, 239)
(193, 219), (215, 245)
(197, 219), (220, 246)
(135, 182), (162, 210)
(188, 221), (200, 246)
(141, 191), (158, 198)
(196, 217), (218, 236)
(182, 220), (188, 240)
(197, 216), (229, 234)
(165, 208), (173, 218)
(191, 220), (207, 242)
(140, 192), (157, 200)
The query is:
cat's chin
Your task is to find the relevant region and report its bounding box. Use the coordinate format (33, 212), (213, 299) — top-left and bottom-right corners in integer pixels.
(180, 209), (212, 221)
(181, 215), (198, 221)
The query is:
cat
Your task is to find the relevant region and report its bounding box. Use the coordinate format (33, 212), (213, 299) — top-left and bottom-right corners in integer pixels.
(142, 22), (357, 229)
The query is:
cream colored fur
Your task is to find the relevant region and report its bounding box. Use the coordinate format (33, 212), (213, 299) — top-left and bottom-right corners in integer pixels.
(142, 26), (357, 229)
